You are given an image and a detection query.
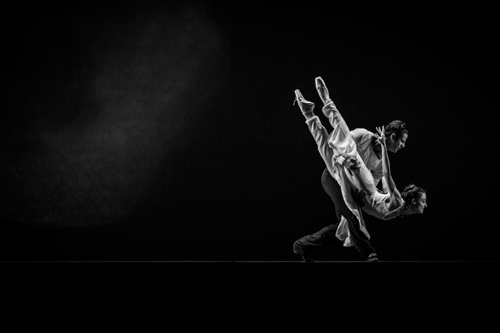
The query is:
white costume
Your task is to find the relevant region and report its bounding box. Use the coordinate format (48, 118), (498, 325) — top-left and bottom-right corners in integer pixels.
(306, 103), (401, 247)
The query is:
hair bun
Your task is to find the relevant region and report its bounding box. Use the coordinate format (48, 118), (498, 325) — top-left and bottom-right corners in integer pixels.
(404, 184), (416, 192)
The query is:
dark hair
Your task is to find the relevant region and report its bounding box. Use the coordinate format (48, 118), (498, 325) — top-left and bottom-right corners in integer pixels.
(385, 120), (408, 139)
(401, 184), (426, 203)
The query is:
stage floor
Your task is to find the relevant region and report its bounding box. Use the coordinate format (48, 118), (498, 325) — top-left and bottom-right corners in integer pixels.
(3, 260), (499, 264)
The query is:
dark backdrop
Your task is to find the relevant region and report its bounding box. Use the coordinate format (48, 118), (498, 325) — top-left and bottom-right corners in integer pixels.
(0, 1), (495, 261)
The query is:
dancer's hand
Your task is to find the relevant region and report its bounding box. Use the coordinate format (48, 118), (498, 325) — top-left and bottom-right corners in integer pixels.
(344, 156), (360, 170)
(375, 126), (387, 148)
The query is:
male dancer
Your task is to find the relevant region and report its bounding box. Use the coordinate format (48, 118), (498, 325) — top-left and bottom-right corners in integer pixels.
(293, 77), (408, 262)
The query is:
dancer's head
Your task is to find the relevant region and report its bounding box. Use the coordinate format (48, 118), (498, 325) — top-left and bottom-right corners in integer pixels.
(401, 184), (427, 214)
(385, 120), (408, 153)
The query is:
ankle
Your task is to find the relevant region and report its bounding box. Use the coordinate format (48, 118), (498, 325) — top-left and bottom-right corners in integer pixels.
(303, 111), (315, 120)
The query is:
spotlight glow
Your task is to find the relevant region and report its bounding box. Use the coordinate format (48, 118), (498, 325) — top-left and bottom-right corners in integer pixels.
(4, 6), (225, 226)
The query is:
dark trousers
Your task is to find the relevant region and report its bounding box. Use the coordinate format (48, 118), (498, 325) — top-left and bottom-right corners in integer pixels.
(296, 168), (376, 259)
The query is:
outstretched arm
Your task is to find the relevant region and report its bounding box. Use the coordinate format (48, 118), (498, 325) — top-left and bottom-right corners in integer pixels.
(375, 126), (403, 210)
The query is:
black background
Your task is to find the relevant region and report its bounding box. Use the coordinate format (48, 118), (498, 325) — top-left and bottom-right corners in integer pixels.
(0, 1), (496, 262)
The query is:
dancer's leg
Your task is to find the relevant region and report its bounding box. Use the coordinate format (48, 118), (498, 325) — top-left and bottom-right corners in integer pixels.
(293, 223), (339, 262)
(294, 89), (335, 171)
(315, 76), (356, 154)
(321, 168), (377, 260)
(316, 78), (378, 198)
